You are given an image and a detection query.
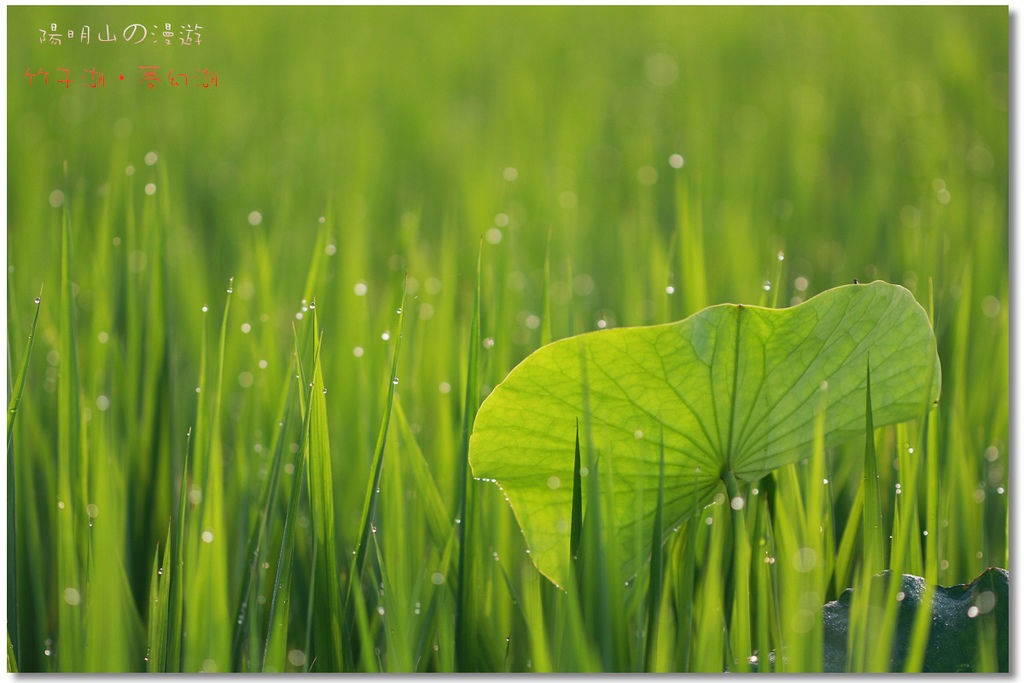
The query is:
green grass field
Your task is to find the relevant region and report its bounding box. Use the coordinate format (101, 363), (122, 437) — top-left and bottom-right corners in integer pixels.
(6, 6), (1008, 673)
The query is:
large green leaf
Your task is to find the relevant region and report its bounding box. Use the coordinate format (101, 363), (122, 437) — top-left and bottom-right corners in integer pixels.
(469, 281), (940, 588)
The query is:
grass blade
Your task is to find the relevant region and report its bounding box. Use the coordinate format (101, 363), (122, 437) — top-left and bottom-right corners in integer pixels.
(454, 242), (482, 669)
(642, 433), (666, 670)
(304, 322), (345, 670)
(353, 280), (407, 574)
(230, 366), (296, 670)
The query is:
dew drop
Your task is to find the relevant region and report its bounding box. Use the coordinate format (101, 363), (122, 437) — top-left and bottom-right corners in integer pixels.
(392, 377), (399, 385)
(34, 297), (41, 304)
(63, 587), (81, 606)
(777, 251), (785, 261)
(762, 280), (772, 292)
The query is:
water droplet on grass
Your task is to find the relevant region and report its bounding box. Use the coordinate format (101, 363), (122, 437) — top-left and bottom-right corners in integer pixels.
(34, 296), (41, 304)
(762, 280), (772, 291)
(63, 587), (81, 606)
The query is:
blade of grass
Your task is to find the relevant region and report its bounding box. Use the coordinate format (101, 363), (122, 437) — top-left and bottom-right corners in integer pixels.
(304, 321), (344, 671)
(56, 166), (83, 671)
(454, 242), (481, 669)
(230, 364), (297, 670)
(165, 425), (192, 672)
(353, 280), (407, 574)
(392, 399), (449, 548)
(570, 421), (583, 587)
(722, 469), (751, 672)
(7, 287), (42, 667)
(6, 290), (42, 449)
(861, 361), (885, 575)
(642, 433), (666, 671)
(261, 407), (307, 672)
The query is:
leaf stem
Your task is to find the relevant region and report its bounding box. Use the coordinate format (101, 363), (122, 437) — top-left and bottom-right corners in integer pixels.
(722, 468), (751, 672)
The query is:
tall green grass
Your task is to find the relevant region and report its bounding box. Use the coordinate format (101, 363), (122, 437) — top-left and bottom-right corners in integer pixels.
(7, 5), (1007, 673)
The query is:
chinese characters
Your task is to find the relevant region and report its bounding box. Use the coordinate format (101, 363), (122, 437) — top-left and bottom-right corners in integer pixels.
(39, 23), (203, 46)
(24, 66), (219, 89)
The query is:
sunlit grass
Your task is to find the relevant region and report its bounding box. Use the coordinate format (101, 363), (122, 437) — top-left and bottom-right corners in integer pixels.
(7, 5), (1007, 673)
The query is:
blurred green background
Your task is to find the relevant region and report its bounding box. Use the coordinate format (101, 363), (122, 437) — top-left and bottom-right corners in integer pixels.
(6, 5), (1008, 673)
